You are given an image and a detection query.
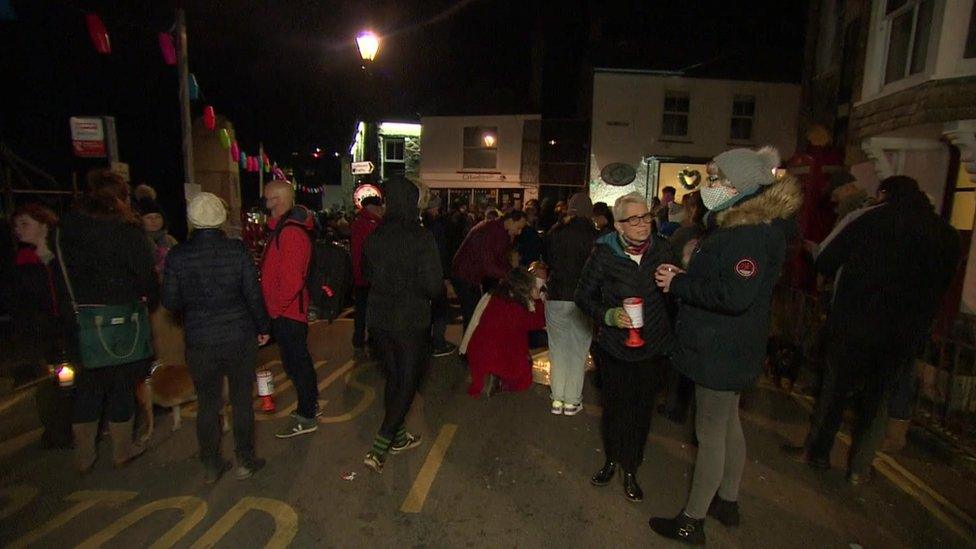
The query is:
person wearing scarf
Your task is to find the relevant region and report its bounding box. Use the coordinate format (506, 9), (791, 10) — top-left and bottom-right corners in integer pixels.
(575, 192), (677, 503)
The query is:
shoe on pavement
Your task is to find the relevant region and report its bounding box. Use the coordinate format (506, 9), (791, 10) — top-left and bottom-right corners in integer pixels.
(431, 343), (458, 357)
(847, 471), (871, 486)
(623, 472), (643, 502)
(707, 495), (740, 527)
(236, 457), (266, 480)
(562, 402), (583, 416)
(204, 459), (232, 484)
(591, 460), (617, 486)
(649, 511), (706, 545)
(551, 400), (564, 415)
(389, 433), (422, 455)
(364, 451), (385, 473)
(275, 416), (318, 439)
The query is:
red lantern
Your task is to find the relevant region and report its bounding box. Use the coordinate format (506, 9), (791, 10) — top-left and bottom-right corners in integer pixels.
(231, 140), (240, 162)
(203, 106), (216, 131)
(158, 33), (176, 65)
(85, 14), (111, 55)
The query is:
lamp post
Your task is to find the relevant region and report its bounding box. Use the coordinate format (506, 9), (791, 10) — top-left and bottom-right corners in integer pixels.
(357, 31), (380, 185)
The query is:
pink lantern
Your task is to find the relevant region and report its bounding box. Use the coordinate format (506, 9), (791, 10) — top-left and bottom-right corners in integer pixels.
(230, 140), (240, 162)
(85, 14), (111, 55)
(203, 106), (216, 131)
(158, 33), (176, 65)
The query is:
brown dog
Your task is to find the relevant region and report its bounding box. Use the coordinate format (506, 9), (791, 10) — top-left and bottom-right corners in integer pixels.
(135, 363), (198, 443)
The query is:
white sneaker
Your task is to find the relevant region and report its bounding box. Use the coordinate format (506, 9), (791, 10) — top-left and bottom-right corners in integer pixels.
(562, 402), (583, 416)
(551, 400), (564, 415)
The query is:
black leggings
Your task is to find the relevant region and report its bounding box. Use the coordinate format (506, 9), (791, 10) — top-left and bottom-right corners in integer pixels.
(597, 348), (661, 473)
(372, 328), (430, 441)
(72, 361), (143, 424)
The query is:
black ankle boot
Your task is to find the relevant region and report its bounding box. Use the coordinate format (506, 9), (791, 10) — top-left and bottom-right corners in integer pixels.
(590, 460), (616, 486)
(707, 495), (740, 526)
(623, 472), (643, 502)
(649, 511), (705, 545)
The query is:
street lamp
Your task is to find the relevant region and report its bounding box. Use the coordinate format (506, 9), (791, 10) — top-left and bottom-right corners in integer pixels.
(357, 30), (380, 185)
(357, 31), (380, 64)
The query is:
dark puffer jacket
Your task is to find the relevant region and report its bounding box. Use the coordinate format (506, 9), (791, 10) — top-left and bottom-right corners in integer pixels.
(544, 216), (597, 301)
(59, 211), (158, 307)
(364, 177), (444, 333)
(669, 177), (802, 391)
(162, 229), (270, 348)
(575, 232), (676, 362)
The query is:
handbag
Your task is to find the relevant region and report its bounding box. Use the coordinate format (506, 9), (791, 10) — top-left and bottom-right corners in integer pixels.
(55, 229), (153, 369)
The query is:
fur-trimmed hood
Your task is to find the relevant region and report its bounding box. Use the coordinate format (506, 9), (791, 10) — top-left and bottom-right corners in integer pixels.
(716, 175), (802, 229)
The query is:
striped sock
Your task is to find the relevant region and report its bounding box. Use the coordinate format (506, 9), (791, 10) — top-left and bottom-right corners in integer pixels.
(394, 427), (407, 445)
(372, 434), (392, 456)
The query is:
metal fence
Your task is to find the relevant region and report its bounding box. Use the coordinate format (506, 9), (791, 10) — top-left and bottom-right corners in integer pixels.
(770, 285), (976, 453)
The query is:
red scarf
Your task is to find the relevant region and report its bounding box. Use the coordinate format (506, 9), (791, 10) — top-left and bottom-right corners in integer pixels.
(619, 234), (649, 256)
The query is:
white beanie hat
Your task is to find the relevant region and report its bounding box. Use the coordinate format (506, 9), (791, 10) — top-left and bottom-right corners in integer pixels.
(187, 192), (227, 229)
(712, 146), (781, 196)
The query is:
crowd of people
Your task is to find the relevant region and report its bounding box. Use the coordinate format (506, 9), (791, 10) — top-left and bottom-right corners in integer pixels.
(2, 140), (961, 544)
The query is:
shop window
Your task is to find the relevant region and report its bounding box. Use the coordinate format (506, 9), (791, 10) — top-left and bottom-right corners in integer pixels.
(883, 0), (934, 85)
(463, 126), (498, 170)
(730, 95), (755, 142)
(662, 91), (690, 138)
(950, 163), (976, 230)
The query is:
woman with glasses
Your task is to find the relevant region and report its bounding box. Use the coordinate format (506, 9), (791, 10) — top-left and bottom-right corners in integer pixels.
(575, 192), (676, 502)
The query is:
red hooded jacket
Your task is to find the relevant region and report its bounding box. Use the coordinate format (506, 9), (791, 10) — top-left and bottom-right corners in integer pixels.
(351, 208), (382, 287)
(261, 206), (314, 322)
(451, 219), (513, 285)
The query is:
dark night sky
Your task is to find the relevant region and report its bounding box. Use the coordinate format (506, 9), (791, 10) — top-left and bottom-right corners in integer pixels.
(1, 0), (807, 219)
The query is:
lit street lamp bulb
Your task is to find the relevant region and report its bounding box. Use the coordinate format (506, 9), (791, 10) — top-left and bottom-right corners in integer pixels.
(357, 31), (380, 62)
(482, 133), (496, 148)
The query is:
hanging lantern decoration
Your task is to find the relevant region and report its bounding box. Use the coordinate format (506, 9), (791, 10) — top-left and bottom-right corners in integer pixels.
(264, 159), (271, 173)
(249, 156), (259, 172)
(262, 151), (270, 171)
(239, 152), (248, 170)
(231, 140), (240, 162)
(218, 128), (231, 149)
(273, 166), (286, 180)
(188, 73), (200, 100)
(85, 14), (111, 55)
(158, 32), (177, 65)
(202, 106), (216, 131)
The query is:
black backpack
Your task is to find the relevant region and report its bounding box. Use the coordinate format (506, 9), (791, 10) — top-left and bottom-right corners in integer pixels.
(269, 218), (352, 322)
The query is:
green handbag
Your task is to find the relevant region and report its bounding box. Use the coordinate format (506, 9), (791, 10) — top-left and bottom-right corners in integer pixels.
(56, 230), (153, 369)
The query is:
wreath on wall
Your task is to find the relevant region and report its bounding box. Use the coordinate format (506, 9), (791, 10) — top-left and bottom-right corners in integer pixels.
(678, 168), (701, 190)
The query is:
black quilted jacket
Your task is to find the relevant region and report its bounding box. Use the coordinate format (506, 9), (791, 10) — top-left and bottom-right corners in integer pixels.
(162, 229), (270, 347)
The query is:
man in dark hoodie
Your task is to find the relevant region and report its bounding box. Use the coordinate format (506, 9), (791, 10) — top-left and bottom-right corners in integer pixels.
(261, 180), (319, 439)
(362, 175), (444, 473)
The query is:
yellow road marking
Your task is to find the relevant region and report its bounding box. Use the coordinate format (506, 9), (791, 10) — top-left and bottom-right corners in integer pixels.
(76, 496), (207, 549)
(318, 364), (376, 424)
(8, 490), (137, 549)
(190, 496), (298, 549)
(400, 424), (458, 514)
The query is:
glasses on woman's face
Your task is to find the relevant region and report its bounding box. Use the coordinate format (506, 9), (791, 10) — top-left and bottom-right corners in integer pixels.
(617, 212), (654, 227)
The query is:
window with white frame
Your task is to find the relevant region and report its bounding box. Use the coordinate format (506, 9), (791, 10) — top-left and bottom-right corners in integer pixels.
(662, 91), (690, 138)
(883, 0), (934, 85)
(384, 138), (405, 162)
(462, 126), (498, 170)
(730, 95), (756, 142)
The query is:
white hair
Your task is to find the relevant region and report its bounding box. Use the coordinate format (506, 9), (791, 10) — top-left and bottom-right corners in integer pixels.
(613, 192), (648, 221)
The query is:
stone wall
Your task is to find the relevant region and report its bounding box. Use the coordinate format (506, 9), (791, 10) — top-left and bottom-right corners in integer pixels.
(851, 77), (976, 140)
(404, 136), (421, 178)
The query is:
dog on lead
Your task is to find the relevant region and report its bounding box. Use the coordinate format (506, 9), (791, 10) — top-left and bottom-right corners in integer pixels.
(135, 362), (231, 444)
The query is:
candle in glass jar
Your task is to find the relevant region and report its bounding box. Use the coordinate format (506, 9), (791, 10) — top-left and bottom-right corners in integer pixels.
(57, 364), (75, 387)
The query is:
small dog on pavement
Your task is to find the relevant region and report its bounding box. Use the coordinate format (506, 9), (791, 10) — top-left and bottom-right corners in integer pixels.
(135, 363), (198, 443)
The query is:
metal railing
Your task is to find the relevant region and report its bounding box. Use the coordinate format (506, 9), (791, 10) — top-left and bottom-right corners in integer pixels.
(770, 285), (976, 453)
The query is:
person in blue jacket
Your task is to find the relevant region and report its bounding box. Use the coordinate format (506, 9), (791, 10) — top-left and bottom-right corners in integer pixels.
(650, 147), (801, 545)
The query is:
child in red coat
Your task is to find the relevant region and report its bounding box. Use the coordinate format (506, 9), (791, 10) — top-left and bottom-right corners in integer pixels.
(462, 267), (546, 397)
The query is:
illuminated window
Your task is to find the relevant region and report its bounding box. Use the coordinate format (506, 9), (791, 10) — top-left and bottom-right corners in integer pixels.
(950, 163), (975, 230)
(883, 0), (934, 85)
(463, 126), (498, 170)
(662, 91), (690, 138)
(730, 95), (755, 142)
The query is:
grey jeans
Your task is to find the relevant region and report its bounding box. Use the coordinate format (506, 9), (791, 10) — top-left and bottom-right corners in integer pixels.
(685, 385), (746, 519)
(545, 301), (593, 405)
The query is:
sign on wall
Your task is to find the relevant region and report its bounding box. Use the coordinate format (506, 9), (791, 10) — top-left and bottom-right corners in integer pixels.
(70, 117), (106, 157)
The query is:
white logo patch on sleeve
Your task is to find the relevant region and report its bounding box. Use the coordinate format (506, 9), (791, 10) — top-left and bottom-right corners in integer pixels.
(734, 258), (758, 278)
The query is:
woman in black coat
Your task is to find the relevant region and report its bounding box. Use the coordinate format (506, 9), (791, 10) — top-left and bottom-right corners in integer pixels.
(575, 192), (675, 502)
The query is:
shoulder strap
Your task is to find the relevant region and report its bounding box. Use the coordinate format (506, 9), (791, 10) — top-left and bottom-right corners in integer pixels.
(54, 228), (79, 314)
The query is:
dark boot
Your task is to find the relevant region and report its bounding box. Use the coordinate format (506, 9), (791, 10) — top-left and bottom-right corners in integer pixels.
(707, 495), (740, 526)
(782, 443), (830, 469)
(623, 472), (643, 502)
(649, 511), (706, 545)
(590, 460), (617, 486)
(204, 458), (232, 484)
(109, 419), (146, 468)
(72, 422), (98, 474)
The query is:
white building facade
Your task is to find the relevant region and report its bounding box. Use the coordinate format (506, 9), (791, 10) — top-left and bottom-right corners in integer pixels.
(589, 69), (801, 206)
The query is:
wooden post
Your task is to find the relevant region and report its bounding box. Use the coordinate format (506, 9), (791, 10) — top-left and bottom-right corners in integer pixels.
(176, 9), (195, 197)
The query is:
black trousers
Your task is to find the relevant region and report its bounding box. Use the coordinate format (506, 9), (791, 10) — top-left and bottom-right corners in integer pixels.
(186, 339), (258, 465)
(431, 285), (450, 348)
(372, 328), (430, 441)
(805, 340), (901, 475)
(72, 361), (143, 424)
(353, 287), (370, 348)
(272, 317), (319, 420)
(452, 278), (481, 332)
(597, 347), (660, 473)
